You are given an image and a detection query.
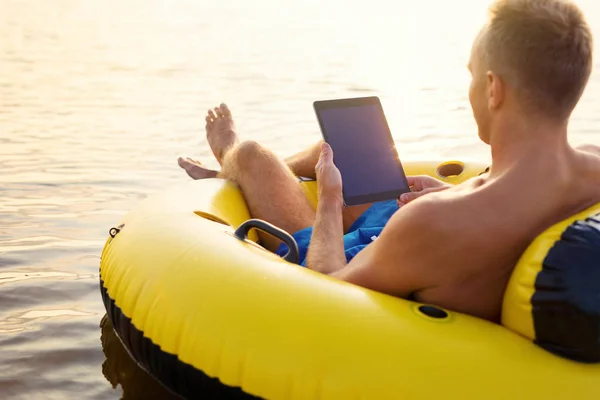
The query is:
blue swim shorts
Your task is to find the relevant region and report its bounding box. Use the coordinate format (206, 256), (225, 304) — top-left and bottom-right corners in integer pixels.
(275, 200), (399, 266)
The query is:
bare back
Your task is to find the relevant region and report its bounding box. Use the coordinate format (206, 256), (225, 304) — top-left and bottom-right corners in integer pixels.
(337, 148), (600, 322)
(417, 149), (600, 320)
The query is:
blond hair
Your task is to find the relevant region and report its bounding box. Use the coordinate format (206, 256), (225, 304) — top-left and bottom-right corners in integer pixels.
(482, 0), (593, 119)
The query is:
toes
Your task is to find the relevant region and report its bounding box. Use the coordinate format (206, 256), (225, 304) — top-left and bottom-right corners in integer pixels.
(178, 157), (202, 168)
(186, 157), (202, 167)
(178, 157), (219, 180)
(205, 115), (213, 125)
(215, 106), (223, 118)
(220, 103), (231, 117)
(208, 109), (216, 121)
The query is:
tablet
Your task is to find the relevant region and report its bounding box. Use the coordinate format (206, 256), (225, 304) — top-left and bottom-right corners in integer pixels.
(313, 96), (410, 206)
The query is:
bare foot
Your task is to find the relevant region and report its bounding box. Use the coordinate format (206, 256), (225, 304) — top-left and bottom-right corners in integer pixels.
(206, 103), (239, 165)
(177, 157), (219, 180)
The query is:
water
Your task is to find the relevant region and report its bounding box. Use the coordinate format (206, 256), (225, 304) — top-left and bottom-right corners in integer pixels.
(1, 0), (600, 398)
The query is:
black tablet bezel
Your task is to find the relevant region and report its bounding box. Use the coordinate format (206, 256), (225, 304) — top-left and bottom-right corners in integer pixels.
(313, 96), (410, 206)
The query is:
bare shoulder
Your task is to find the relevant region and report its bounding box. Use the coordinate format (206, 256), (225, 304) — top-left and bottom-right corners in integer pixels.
(382, 188), (503, 267)
(574, 145), (600, 185)
(385, 193), (459, 237)
(576, 144), (600, 157)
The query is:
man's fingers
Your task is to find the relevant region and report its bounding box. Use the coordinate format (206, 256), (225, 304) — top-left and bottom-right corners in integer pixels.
(316, 143), (334, 179)
(406, 176), (423, 191)
(316, 143), (341, 186)
(320, 142), (333, 163)
(407, 175), (449, 191)
(399, 191), (419, 203)
(399, 187), (440, 203)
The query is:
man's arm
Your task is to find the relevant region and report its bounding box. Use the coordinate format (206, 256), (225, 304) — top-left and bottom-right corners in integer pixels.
(305, 143), (448, 294)
(305, 143), (347, 274)
(331, 199), (443, 297)
(305, 199), (346, 274)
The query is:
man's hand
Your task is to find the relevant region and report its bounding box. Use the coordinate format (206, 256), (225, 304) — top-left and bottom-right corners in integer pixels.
(397, 175), (450, 206)
(315, 143), (343, 205)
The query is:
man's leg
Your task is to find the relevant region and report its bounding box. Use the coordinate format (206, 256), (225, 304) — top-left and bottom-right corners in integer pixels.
(284, 141), (322, 179)
(177, 157), (218, 179)
(178, 142), (323, 181)
(342, 204), (372, 232)
(180, 104), (373, 235)
(280, 140), (373, 231)
(179, 152), (371, 233)
(205, 104), (316, 252)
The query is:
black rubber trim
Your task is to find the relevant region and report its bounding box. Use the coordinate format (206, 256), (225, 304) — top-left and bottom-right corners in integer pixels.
(532, 213), (600, 363)
(100, 277), (261, 400)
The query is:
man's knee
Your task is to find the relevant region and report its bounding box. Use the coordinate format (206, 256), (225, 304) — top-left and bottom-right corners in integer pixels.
(235, 140), (271, 169)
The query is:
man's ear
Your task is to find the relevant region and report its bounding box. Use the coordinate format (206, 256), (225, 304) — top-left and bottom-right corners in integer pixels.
(487, 71), (504, 110)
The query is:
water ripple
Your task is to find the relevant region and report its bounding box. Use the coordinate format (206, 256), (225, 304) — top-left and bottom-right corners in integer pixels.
(2, 0), (600, 398)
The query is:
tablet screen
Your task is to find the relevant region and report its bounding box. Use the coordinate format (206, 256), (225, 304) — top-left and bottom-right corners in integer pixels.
(315, 98), (409, 205)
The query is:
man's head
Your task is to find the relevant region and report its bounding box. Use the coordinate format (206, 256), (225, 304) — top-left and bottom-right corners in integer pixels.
(469, 0), (593, 144)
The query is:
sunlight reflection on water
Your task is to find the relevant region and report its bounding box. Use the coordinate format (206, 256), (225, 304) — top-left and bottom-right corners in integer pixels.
(1, 0), (600, 398)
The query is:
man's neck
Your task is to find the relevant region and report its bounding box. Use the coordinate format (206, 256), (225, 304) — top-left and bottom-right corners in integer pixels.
(488, 115), (570, 175)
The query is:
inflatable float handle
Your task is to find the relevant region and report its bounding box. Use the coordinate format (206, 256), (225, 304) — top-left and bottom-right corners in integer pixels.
(234, 219), (299, 264)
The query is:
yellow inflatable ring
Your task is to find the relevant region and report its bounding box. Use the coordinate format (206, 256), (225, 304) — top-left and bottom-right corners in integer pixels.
(99, 160), (600, 399)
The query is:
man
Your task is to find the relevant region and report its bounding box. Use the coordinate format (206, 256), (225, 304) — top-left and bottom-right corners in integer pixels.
(179, 0), (600, 322)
